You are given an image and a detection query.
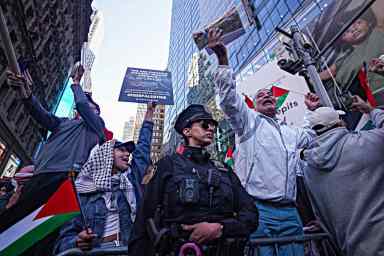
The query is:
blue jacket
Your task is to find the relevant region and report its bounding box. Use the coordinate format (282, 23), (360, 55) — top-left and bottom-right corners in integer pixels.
(25, 84), (105, 174)
(53, 121), (153, 254)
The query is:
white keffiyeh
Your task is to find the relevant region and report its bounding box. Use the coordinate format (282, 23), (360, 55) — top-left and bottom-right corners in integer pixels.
(76, 140), (137, 221)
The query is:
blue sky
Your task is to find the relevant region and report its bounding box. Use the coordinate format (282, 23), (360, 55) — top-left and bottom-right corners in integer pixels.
(91, 0), (172, 139)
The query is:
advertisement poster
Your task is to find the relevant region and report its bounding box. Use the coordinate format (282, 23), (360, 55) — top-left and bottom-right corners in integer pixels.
(308, 0), (384, 128)
(118, 67), (174, 105)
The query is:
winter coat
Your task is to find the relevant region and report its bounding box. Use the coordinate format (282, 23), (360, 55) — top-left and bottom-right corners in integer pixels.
(214, 66), (314, 203)
(24, 85), (105, 174)
(303, 109), (384, 256)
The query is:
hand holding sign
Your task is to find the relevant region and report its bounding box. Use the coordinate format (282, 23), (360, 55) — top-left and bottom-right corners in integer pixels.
(70, 62), (85, 84)
(207, 28), (229, 66)
(145, 102), (157, 121)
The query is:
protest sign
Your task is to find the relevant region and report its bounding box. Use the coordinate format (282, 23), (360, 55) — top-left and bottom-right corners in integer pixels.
(118, 67), (174, 105)
(193, 6), (245, 51)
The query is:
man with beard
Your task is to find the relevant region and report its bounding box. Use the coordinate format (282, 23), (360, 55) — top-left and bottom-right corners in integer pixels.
(208, 28), (321, 256)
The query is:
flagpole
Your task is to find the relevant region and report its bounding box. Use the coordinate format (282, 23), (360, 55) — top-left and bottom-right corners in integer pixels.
(0, 6), (20, 74)
(68, 171), (90, 234)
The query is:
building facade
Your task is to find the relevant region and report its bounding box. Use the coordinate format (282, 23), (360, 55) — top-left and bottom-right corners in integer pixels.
(81, 42), (96, 94)
(164, 0), (336, 154)
(163, 0), (201, 144)
(133, 104), (165, 163)
(0, 0), (93, 176)
(54, 8), (104, 122)
(81, 9), (104, 94)
(122, 116), (135, 142)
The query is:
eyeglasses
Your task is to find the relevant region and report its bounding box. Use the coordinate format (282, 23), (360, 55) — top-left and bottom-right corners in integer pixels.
(196, 120), (217, 130)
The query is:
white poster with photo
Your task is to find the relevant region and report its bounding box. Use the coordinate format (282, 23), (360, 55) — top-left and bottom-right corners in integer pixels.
(237, 61), (310, 126)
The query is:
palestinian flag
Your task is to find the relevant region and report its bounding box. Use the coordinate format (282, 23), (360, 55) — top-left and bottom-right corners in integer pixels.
(224, 147), (234, 170)
(271, 86), (289, 109)
(103, 127), (114, 141)
(358, 66), (377, 107)
(0, 178), (80, 256)
(242, 93), (255, 109)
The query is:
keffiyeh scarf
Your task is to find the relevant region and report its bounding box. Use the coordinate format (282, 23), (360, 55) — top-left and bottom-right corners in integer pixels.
(76, 140), (136, 221)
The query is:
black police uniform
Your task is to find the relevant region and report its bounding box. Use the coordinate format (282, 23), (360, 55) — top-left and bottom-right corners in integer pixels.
(129, 105), (259, 256)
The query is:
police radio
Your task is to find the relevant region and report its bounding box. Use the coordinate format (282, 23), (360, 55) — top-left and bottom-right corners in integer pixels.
(179, 178), (200, 205)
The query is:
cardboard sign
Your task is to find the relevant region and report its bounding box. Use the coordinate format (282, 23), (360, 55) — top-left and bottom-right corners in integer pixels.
(118, 67), (174, 105)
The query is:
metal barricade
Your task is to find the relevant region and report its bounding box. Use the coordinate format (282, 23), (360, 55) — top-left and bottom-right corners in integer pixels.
(247, 233), (338, 256)
(55, 246), (128, 256)
(55, 234), (338, 256)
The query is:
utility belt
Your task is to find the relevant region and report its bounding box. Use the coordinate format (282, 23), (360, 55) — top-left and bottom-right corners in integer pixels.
(254, 198), (296, 208)
(146, 217), (245, 256)
(102, 233), (120, 243)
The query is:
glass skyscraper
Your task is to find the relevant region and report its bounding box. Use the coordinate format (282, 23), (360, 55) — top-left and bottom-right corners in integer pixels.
(165, 0), (335, 143)
(164, 0), (200, 143)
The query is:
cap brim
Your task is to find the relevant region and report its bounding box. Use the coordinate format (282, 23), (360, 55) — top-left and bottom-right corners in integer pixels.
(115, 141), (136, 153)
(191, 117), (218, 126)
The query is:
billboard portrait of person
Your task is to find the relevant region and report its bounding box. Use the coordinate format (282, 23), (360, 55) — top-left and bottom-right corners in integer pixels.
(318, 0), (384, 112)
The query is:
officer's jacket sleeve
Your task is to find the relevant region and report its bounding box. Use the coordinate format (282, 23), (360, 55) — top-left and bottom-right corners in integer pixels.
(220, 171), (259, 237)
(129, 157), (172, 256)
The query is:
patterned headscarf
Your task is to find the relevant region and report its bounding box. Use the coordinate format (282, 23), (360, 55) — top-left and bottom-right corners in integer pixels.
(76, 140), (130, 193)
(75, 140), (137, 220)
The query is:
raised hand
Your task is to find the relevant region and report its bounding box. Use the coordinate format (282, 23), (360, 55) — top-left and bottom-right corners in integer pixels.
(6, 70), (32, 99)
(350, 95), (373, 114)
(207, 28), (229, 65)
(304, 92), (321, 111)
(70, 62), (85, 84)
(144, 102), (157, 121)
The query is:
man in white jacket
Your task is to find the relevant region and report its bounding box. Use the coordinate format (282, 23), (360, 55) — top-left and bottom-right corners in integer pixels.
(208, 28), (320, 256)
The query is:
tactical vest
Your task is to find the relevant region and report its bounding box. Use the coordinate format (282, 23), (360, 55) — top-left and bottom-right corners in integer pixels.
(159, 153), (239, 227)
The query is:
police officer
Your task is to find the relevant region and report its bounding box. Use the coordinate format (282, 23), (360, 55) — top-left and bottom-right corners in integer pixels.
(129, 104), (259, 256)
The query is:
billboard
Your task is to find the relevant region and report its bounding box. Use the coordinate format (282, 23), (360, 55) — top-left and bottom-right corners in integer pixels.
(307, 0), (384, 128)
(237, 61), (310, 126)
(118, 67), (174, 105)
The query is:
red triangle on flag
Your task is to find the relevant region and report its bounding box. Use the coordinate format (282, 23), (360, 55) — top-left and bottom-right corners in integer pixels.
(358, 68), (377, 107)
(271, 86), (289, 97)
(243, 93), (255, 109)
(34, 179), (80, 220)
(226, 147), (233, 158)
(103, 128), (114, 141)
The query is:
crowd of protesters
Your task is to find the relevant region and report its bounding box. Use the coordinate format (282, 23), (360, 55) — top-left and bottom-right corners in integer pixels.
(0, 24), (383, 256)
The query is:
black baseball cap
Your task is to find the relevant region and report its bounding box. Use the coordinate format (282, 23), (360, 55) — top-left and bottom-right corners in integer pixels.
(114, 140), (135, 153)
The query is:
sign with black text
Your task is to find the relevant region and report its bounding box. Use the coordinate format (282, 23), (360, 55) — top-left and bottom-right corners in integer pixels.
(118, 67), (174, 105)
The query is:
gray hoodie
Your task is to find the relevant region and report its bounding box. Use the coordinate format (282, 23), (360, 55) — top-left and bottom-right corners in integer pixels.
(303, 109), (384, 256)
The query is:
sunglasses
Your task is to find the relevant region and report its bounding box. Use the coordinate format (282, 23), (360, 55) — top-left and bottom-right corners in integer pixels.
(195, 119), (217, 130)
